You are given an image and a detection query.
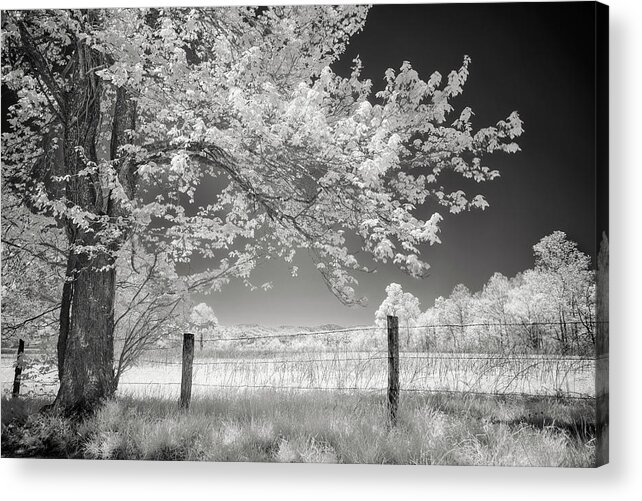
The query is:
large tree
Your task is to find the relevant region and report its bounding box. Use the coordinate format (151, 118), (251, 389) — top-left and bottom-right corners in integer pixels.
(1, 6), (522, 413)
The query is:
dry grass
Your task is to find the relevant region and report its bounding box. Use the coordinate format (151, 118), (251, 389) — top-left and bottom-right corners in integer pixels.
(2, 390), (595, 466)
(120, 351), (594, 399)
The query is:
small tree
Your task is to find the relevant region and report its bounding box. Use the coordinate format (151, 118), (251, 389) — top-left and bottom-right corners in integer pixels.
(416, 307), (438, 351)
(474, 272), (511, 351)
(375, 283), (421, 349)
(429, 284), (473, 351)
(113, 242), (190, 384)
(506, 271), (551, 351)
(189, 302), (218, 349)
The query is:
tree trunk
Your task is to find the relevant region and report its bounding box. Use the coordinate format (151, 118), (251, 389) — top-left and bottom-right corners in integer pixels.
(52, 78), (136, 414)
(56, 253), (76, 381)
(54, 252), (116, 414)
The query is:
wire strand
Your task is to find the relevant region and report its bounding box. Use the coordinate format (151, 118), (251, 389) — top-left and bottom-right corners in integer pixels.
(135, 354), (596, 367)
(110, 320), (599, 345)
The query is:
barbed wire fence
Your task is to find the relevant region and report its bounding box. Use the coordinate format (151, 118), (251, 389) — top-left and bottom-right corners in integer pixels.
(1, 317), (597, 421)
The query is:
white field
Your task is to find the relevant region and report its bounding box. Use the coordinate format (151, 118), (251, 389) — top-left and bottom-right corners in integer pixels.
(1, 351), (595, 401)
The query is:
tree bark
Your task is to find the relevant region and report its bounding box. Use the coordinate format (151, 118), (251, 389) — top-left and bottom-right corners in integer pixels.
(57, 253), (76, 381)
(54, 252), (117, 414)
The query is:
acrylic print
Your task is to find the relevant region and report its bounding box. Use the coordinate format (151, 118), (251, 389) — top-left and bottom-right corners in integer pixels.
(1, 2), (608, 466)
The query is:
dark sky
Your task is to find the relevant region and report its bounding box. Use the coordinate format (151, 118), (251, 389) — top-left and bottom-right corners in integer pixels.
(3, 3), (601, 327)
(204, 2), (599, 327)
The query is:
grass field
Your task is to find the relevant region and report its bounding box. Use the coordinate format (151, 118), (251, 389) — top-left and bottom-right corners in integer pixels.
(1, 348), (596, 465)
(1, 390), (595, 465)
(127, 351), (595, 397)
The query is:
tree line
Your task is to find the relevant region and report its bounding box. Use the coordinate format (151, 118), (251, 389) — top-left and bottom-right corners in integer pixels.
(376, 231), (595, 355)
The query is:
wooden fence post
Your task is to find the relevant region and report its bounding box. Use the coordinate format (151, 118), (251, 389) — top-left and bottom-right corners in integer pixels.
(387, 315), (399, 426)
(180, 333), (195, 409)
(12, 339), (25, 398)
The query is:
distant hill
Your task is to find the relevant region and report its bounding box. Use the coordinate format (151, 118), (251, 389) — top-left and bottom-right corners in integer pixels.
(160, 322), (378, 350)
(219, 323), (347, 336)
(313, 324), (346, 332)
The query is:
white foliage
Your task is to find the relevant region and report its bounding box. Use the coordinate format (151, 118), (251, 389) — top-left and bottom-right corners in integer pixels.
(2, 6), (523, 307)
(190, 302), (218, 327)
